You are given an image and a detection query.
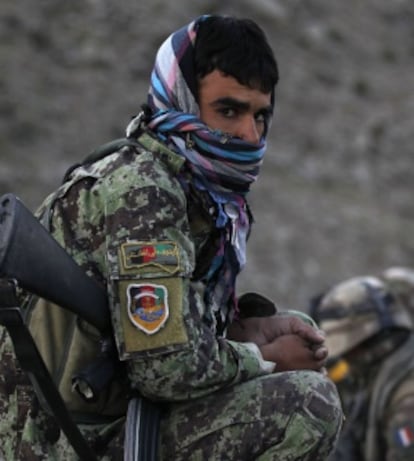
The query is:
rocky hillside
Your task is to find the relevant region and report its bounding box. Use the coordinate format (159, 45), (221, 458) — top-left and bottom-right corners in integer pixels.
(1, 0), (414, 310)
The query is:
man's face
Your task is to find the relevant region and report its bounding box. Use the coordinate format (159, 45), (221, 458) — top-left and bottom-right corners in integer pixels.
(198, 70), (273, 145)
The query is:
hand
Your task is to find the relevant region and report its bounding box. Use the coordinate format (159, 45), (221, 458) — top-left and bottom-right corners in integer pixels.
(227, 314), (328, 372)
(259, 334), (328, 372)
(260, 314), (326, 347)
(227, 314), (325, 346)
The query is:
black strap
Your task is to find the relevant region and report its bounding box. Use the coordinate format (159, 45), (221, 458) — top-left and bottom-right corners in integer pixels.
(0, 296), (98, 461)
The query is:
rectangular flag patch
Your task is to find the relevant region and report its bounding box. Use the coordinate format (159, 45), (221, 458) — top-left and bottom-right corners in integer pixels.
(395, 424), (414, 447)
(120, 241), (180, 275)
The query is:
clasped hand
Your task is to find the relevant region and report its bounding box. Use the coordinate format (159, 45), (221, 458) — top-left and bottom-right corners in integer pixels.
(227, 314), (328, 372)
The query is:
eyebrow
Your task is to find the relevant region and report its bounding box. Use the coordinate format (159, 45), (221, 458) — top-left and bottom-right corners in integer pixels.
(211, 97), (273, 115)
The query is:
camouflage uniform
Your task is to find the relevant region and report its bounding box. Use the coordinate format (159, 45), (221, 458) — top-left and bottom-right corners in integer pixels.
(312, 276), (414, 461)
(0, 133), (342, 460)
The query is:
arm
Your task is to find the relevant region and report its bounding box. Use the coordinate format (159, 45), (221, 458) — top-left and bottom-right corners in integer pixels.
(384, 376), (414, 461)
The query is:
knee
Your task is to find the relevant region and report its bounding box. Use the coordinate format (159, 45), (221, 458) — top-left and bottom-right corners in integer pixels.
(303, 372), (343, 442)
(260, 371), (344, 459)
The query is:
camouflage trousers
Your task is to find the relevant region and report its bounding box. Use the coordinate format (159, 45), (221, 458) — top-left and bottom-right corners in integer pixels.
(159, 370), (343, 460)
(0, 328), (342, 460)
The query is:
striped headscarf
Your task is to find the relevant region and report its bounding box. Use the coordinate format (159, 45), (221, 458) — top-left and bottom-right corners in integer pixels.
(146, 15), (267, 197)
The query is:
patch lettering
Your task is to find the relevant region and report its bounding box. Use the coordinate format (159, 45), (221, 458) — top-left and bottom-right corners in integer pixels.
(127, 283), (169, 335)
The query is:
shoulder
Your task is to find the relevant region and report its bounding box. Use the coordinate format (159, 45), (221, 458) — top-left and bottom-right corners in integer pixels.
(87, 135), (183, 190)
(379, 337), (414, 407)
(387, 369), (414, 410)
(381, 341), (414, 422)
(39, 134), (188, 239)
(58, 134), (186, 214)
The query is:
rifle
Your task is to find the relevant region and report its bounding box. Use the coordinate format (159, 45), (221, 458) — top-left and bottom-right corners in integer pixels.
(0, 193), (160, 460)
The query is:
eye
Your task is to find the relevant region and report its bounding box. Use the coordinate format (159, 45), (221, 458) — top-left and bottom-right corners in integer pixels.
(255, 110), (272, 125)
(255, 113), (266, 124)
(219, 107), (237, 118)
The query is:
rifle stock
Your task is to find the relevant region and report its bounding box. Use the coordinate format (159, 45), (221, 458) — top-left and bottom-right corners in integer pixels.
(0, 193), (109, 333)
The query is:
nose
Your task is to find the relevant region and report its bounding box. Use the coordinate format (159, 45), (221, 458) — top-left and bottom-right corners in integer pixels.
(236, 117), (261, 144)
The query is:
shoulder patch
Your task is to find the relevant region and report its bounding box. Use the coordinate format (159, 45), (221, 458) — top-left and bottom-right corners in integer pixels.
(127, 283), (169, 335)
(118, 277), (188, 355)
(120, 241), (180, 276)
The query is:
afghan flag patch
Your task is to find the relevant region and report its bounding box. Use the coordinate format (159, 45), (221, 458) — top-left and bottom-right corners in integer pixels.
(127, 283), (169, 335)
(120, 241), (180, 275)
(395, 423), (414, 448)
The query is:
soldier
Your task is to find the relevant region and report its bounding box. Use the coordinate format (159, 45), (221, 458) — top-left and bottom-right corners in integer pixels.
(0, 14), (342, 460)
(310, 275), (414, 461)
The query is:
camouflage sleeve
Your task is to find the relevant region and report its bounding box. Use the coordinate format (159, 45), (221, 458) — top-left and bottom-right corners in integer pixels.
(383, 372), (414, 461)
(51, 150), (272, 402)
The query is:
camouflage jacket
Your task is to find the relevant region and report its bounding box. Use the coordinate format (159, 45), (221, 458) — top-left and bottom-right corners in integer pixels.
(34, 131), (272, 403)
(0, 130), (275, 459)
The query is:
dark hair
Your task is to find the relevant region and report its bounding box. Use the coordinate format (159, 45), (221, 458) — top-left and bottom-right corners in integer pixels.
(194, 16), (279, 95)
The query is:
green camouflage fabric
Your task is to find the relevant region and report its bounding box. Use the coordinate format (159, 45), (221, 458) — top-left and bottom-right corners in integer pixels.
(382, 369), (414, 461)
(0, 133), (342, 459)
(158, 370), (342, 460)
(0, 327), (125, 461)
(327, 334), (414, 461)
